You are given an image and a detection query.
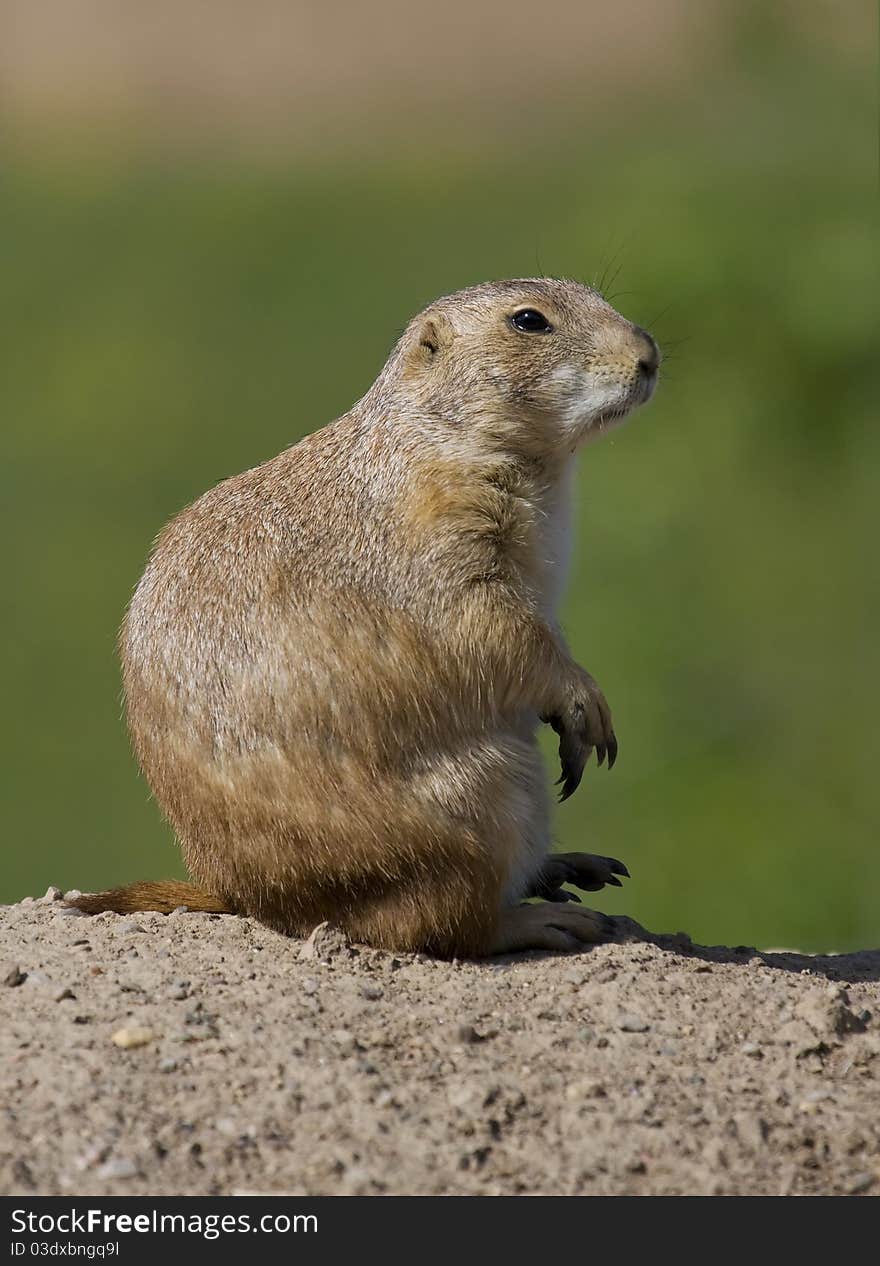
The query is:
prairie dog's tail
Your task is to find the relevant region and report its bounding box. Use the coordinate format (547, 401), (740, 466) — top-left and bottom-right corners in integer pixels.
(66, 881), (234, 916)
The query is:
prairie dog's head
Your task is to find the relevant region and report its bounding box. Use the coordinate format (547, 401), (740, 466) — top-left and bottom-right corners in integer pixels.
(387, 278), (660, 460)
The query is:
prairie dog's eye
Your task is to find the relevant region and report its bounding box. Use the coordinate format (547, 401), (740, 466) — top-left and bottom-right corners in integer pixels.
(510, 308), (554, 334)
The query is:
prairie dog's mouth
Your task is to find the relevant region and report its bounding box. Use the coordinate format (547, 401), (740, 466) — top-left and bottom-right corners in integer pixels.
(550, 360), (658, 444)
(588, 379), (655, 436)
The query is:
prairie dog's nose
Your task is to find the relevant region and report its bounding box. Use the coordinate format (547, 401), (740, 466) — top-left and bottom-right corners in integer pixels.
(633, 325), (661, 375)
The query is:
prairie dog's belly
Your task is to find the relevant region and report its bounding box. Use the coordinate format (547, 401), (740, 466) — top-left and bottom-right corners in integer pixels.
(493, 468), (575, 897)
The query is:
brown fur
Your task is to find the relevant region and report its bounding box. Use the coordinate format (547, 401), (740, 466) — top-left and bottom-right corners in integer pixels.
(70, 881), (232, 915)
(70, 279), (659, 955)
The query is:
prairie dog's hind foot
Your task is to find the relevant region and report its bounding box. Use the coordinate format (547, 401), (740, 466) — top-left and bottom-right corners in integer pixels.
(491, 902), (614, 954)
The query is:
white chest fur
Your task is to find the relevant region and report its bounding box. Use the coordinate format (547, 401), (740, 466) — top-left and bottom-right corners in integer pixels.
(531, 462), (575, 624)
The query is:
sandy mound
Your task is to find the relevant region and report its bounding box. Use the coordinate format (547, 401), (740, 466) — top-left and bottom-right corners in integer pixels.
(2, 891), (878, 1197)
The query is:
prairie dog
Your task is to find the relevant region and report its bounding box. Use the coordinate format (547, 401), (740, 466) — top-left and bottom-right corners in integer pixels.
(70, 279), (660, 956)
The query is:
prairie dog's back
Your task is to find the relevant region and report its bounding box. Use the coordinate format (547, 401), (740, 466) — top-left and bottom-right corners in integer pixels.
(122, 413), (503, 822)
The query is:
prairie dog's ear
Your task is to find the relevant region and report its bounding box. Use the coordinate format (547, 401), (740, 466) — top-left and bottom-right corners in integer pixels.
(406, 312), (455, 369)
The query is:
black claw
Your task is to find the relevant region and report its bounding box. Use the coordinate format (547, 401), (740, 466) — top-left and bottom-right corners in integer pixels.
(557, 757), (583, 802)
(606, 875), (623, 888)
(595, 744), (606, 767)
(608, 856), (630, 878)
(607, 734), (618, 769)
(548, 888), (581, 904)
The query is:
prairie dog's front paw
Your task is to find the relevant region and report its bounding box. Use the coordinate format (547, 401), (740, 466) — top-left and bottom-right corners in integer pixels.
(535, 852), (630, 897)
(544, 672), (617, 801)
(491, 902), (614, 954)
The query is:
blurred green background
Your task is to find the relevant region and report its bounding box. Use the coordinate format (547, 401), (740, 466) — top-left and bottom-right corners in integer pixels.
(2, 2), (876, 951)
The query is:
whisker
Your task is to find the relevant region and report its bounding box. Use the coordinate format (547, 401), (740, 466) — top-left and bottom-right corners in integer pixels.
(589, 228), (634, 298)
